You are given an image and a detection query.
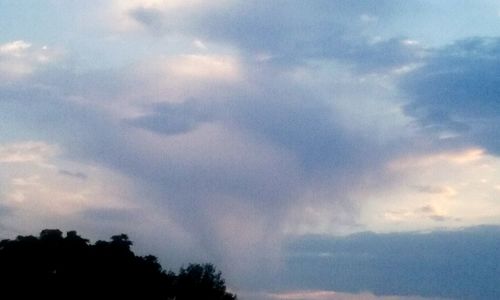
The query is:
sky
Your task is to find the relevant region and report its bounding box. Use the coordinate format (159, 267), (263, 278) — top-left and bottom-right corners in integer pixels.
(1, 1), (500, 299)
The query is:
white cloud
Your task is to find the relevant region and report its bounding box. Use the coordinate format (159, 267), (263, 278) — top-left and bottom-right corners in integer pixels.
(193, 39), (208, 50)
(0, 40), (60, 81)
(260, 290), (432, 300)
(0, 141), (141, 235)
(360, 14), (379, 23)
(115, 53), (244, 110)
(107, 0), (228, 32)
(165, 54), (241, 80)
(388, 148), (485, 170)
(360, 148), (500, 232)
(383, 204), (453, 223)
(286, 59), (412, 142)
(0, 141), (59, 164)
(117, 0), (209, 11)
(0, 40), (32, 56)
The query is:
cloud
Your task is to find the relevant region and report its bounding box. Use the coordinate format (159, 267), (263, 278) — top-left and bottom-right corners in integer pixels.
(0, 40), (60, 81)
(0, 47), (405, 291)
(117, 61), (421, 287)
(0, 141), (186, 259)
(0, 141), (138, 227)
(359, 147), (500, 233)
(162, 54), (242, 81)
(0, 40), (32, 56)
(412, 185), (456, 197)
(193, 39), (208, 50)
(109, 0), (227, 33)
(119, 0), (425, 71)
(58, 169), (88, 180)
(3, 2), (500, 299)
(97, 53), (246, 110)
(0, 64), (296, 279)
(383, 205), (457, 223)
(127, 100), (214, 135)
(401, 37), (500, 154)
(127, 82), (386, 173)
(388, 148), (485, 170)
(259, 290), (436, 300)
(2, 8), (498, 296)
(283, 226), (500, 299)
(121, 73), (405, 266)
(0, 29), (418, 291)
(0, 141), (59, 164)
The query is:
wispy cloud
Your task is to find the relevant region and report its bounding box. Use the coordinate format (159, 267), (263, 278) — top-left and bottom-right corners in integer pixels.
(0, 141), (59, 164)
(0, 40), (60, 81)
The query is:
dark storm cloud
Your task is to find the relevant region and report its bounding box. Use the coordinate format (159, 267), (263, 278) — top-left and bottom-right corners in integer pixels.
(283, 226), (500, 299)
(402, 37), (500, 154)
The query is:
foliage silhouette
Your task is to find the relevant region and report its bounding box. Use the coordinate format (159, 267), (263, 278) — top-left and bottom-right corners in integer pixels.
(0, 229), (237, 300)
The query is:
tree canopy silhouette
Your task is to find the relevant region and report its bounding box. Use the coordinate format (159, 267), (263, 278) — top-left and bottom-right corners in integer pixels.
(0, 229), (237, 300)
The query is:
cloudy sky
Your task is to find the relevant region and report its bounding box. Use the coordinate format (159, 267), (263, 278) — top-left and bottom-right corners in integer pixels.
(1, 1), (500, 299)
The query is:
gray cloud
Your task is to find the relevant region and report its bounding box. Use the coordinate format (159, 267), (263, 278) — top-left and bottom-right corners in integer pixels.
(416, 205), (458, 222)
(130, 7), (170, 35)
(128, 0), (424, 71)
(127, 79), (396, 175)
(0, 79), (130, 166)
(402, 37), (500, 154)
(0, 51), (408, 292)
(412, 185), (451, 195)
(80, 208), (137, 223)
(127, 100), (215, 136)
(283, 226), (500, 299)
(59, 169), (88, 180)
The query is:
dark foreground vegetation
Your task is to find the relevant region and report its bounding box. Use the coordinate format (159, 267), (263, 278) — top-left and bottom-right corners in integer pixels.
(0, 229), (237, 299)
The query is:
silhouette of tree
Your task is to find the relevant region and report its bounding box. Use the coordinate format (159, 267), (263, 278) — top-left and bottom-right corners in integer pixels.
(0, 229), (237, 300)
(176, 263), (237, 300)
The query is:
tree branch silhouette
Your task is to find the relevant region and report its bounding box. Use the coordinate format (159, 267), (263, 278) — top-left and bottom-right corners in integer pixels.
(0, 229), (237, 300)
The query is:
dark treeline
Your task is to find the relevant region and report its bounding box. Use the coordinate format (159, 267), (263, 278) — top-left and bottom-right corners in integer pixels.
(0, 229), (237, 299)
